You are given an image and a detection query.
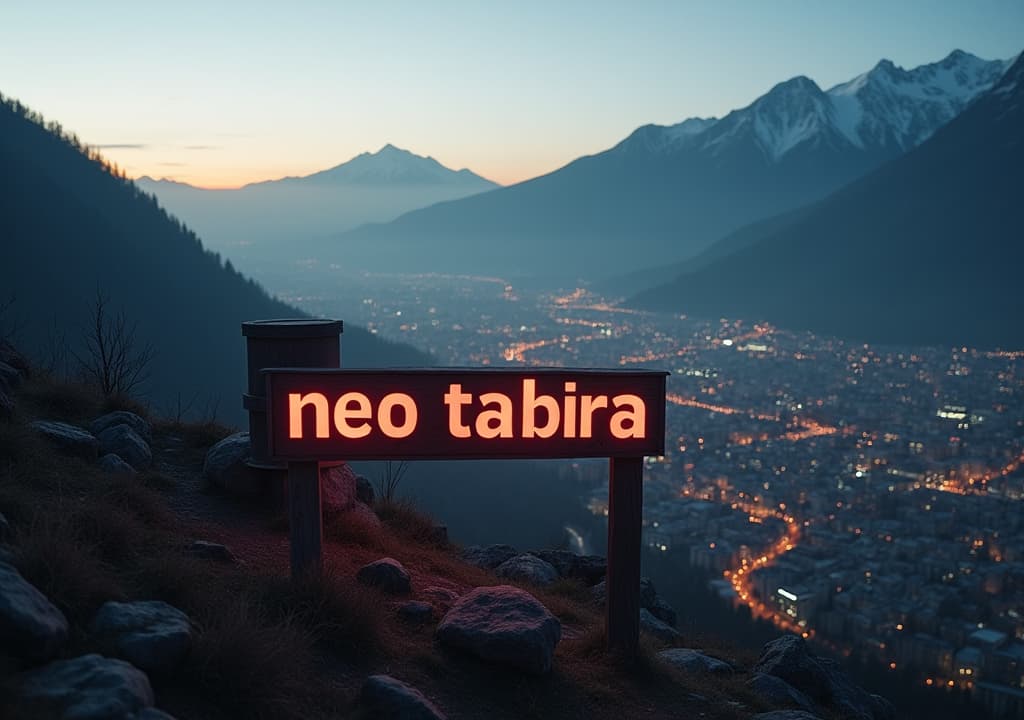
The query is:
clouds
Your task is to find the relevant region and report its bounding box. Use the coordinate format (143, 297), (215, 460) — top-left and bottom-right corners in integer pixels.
(95, 143), (148, 149)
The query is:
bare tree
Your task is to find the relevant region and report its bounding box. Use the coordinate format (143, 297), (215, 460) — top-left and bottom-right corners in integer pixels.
(74, 290), (155, 398)
(376, 460), (409, 503)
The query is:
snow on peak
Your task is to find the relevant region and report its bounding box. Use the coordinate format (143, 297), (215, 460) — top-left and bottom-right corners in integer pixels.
(664, 116), (718, 140)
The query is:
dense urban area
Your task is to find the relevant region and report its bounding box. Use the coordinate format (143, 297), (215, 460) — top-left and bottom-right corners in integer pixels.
(281, 269), (1024, 718)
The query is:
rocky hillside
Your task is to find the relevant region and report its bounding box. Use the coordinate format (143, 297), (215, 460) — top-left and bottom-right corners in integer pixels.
(0, 346), (893, 719)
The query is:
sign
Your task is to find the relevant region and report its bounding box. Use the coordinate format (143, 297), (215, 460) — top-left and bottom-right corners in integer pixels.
(264, 368), (667, 461)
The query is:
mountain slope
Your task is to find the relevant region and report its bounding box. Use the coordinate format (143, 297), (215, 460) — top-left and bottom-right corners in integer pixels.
(327, 51), (1009, 281)
(0, 96), (431, 422)
(628, 53), (1024, 348)
(135, 145), (498, 273)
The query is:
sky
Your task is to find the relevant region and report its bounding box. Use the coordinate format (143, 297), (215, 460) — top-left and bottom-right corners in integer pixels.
(2, 1), (1022, 188)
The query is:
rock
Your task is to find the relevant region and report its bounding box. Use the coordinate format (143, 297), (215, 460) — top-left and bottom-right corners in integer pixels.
(639, 576), (659, 608)
(527, 549), (607, 585)
(360, 674), (447, 720)
(0, 361), (21, 391)
(747, 673), (817, 714)
(188, 541), (235, 563)
(0, 511), (10, 541)
(398, 601), (434, 624)
(355, 474), (375, 505)
(752, 712), (823, 720)
(357, 558), (411, 594)
(31, 420), (98, 459)
(495, 554), (558, 586)
(461, 544), (518, 570)
(420, 586), (460, 613)
(99, 453), (137, 476)
(2, 653), (155, 720)
(90, 411), (152, 444)
(321, 463), (357, 514)
(436, 585), (561, 674)
(648, 596), (678, 627)
(90, 600), (193, 673)
(202, 432), (273, 495)
(659, 648), (733, 674)
(640, 608), (680, 643)
(0, 561), (69, 661)
(97, 425), (152, 471)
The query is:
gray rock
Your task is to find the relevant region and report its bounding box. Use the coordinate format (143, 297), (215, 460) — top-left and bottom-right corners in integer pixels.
(495, 554), (559, 586)
(752, 712), (823, 720)
(461, 544), (518, 570)
(747, 673), (817, 713)
(357, 558), (411, 594)
(90, 600), (193, 674)
(527, 549), (607, 585)
(97, 425), (152, 471)
(202, 432), (263, 495)
(0, 510), (10, 541)
(398, 601), (434, 624)
(355, 474), (375, 505)
(436, 585), (561, 674)
(648, 596), (678, 627)
(659, 648), (733, 674)
(3, 653), (155, 720)
(90, 411), (152, 444)
(640, 608), (680, 643)
(99, 453), (137, 476)
(188, 541), (235, 563)
(0, 561), (69, 661)
(360, 674), (447, 720)
(321, 463), (357, 514)
(31, 420), (98, 459)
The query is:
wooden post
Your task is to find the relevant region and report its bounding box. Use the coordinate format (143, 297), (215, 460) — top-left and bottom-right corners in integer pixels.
(288, 461), (323, 581)
(606, 456), (643, 658)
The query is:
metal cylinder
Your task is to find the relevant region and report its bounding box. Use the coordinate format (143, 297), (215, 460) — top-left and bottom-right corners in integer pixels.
(241, 318), (343, 467)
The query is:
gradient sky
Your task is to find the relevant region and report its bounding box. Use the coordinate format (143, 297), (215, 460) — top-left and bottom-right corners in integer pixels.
(2, 1), (1021, 188)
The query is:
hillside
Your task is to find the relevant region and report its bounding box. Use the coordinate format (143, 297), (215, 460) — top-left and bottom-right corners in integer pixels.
(628, 52), (1024, 348)
(325, 51), (1008, 281)
(0, 96), (431, 424)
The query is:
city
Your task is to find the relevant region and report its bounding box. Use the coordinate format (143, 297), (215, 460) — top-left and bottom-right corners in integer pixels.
(280, 267), (1024, 716)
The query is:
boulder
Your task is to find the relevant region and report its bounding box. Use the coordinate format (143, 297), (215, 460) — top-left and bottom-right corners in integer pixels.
(355, 474), (375, 505)
(90, 600), (193, 673)
(31, 420), (98, 459)
(360, 674), (447, 720)
(420, 586), (460, 613)
(357, 558), (411, 594)
(398, 601), (434, 624)
(527, 549), (607, 585)
(461, 544), (518, 570)
(97, 425), (152, 471)
(495, 554), (558, 586)
(648, 596), (678, 627)
(99, 453), (137, 476)
(0, 561), (69, 661)
(202, 432), (264, 495)
(747, 673), (817, 714)
(436, 585), (561, 674)
(640, 608), (680, 643)
(188, 541), (236, 563)
(321, 463), (358, 513)
(90, 411), (152, 444)
(659, 648), (733, 674)
(2, 654), (155, 720)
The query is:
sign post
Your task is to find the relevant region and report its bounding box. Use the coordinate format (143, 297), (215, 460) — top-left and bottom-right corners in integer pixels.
(259, 366), (667, 656)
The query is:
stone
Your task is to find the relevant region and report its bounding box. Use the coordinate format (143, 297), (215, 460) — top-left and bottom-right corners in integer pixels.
(398, 601), (434, 624)
(355, 474), (375, 505)
(747, 673), (817, 714)
(659, 648), (733, 674)
(97, 425), (152, 471)
(752, 712), (823, 720)
(436, 585), (561, 674)
(188, 541), (235, 563)
(202, 432), (266, 495)
(360, 674), (447, 720)
(321, 463), (357, 514)
(357, 558), (411, 594)
(31, 420), (98, 459)
(90, 411), (152, 444)
(527, 549), (607, 585)
(648, 596), (678, 627)
(420, 586), (460, 613)
(0, 561), (69, 661)
(640, 608), (680, 643)
(2, 653), (155, 720)
(99, 453), (137, 476)
(461, 544), (518, 570)
(90, 600), (193, 674)
(495, 554), (559, 586)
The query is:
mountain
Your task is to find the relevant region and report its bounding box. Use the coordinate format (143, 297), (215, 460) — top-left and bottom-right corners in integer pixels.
(135, 145), (498, 273)
(327, 50), (1009, 281)
(0, 96), (432, 423)
(628, 52), (1024, 348)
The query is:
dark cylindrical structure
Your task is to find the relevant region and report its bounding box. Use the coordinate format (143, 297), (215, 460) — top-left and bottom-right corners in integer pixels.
(241, 318), (343, 467)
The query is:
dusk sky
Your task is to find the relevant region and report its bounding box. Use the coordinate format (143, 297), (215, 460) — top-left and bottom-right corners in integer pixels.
(3, 0), (1021, 188)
